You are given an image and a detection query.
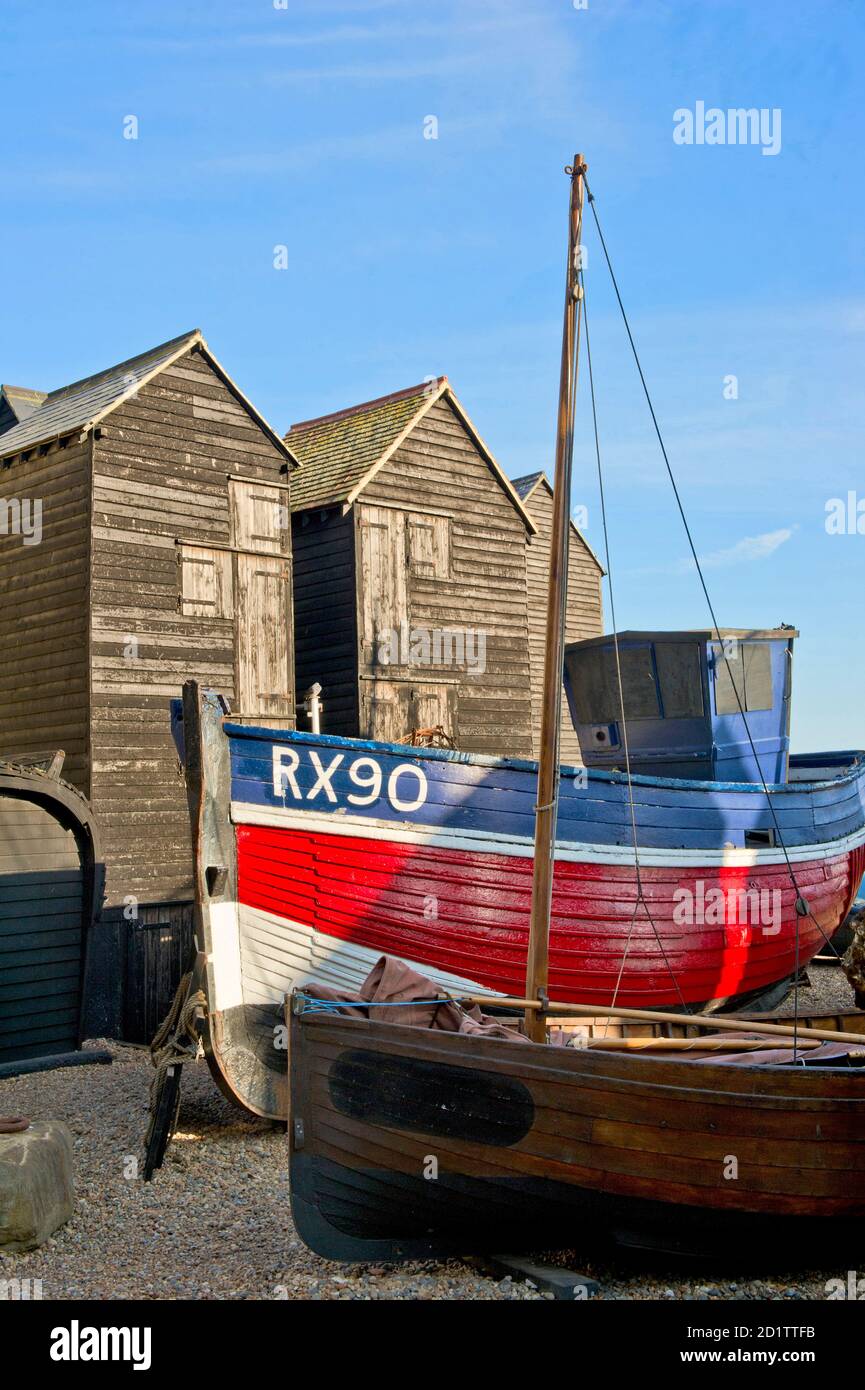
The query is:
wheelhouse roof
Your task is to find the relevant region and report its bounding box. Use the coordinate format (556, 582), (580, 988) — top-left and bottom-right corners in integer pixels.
(567, 627), (799, 650)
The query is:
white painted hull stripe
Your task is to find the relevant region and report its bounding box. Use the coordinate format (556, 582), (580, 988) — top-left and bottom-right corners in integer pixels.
(236, 900), (500, 1008)
(229, 801), (865, 870)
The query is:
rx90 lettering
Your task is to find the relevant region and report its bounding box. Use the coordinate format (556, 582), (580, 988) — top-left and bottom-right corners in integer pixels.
(272, 747), (428, 813)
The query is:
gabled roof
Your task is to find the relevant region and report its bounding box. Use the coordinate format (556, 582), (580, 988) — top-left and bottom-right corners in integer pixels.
(0, 384), (47, 428)
(512, 470), (545, 502)
(286, 377), (537, 532)
(511, 469), (605, 574)
(0, 330), (299, 466)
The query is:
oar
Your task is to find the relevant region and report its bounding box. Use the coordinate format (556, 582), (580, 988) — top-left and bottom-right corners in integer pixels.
(581, 1037), (825, 1053)
(457, 994), (865, 1047)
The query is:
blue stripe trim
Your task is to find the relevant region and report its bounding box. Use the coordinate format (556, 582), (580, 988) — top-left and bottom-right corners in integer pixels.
(227, 725), (865, 853)
(224, 721), (865, 796)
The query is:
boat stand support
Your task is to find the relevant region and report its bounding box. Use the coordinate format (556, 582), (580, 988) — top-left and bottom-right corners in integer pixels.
(465, 1254), (600, 1301)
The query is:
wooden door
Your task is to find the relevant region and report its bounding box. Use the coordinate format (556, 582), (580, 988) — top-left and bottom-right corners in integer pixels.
(0, 796), (84, 1064)
(360, 680), (457, 744)
(231, 479), (287, 554)
(405, 682), (455, 735)
(357, 505), (407, 669)
(406, 512), (450, 578)
(236, 553), (294, 722)
(179, 544), (233, 619)
(230, 480), (294, 723)
(361, 680), (403, 743)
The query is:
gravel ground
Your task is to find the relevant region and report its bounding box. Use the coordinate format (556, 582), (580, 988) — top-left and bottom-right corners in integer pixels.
(773, 959), (856, 1015)
(0, 967), (858, 1302)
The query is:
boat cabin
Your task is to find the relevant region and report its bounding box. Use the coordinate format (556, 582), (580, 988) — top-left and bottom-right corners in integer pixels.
(563, 627), (797, 784)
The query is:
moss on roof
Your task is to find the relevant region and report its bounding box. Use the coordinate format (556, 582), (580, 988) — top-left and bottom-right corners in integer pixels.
(286, 381), (440, 511)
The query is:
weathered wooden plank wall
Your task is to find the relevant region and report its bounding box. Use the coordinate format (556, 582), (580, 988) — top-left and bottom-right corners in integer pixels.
(90, 345), (292, 909)
(0, 437), (91, 789)
(359, 396), (534, 757)
(523, 482), (603, 763)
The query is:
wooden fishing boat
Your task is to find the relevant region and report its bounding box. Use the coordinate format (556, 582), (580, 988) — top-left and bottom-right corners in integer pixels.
(286, 153), (865, 1263)
(174, 684), (865, 1116)
(287, 997), (865, 1261)
(171, 156), (863, 1147)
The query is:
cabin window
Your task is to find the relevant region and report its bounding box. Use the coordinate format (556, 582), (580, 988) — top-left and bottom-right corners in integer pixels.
(745, 828), (776, 848)
(617, 646), (660, 718)
(713, 642), (773, 715)
(406, 513), (450, 579)
(572, 643), (660, 722)
(654, 642), (704, 719)
(571, 640), (704, 724)
(179, 545), (233, 618)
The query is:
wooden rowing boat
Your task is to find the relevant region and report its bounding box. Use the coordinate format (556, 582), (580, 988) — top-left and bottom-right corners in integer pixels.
(176, 672), (865, 1119)
(288, 999), (865, 1261)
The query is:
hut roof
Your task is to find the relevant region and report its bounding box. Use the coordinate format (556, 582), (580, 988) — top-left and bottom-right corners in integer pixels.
(512, 470), (545, 502)
(511, 469), (606, 574)
(0, 385), (48, 425)
(0, 329), (299, 466)
(286, 377), (537, 532)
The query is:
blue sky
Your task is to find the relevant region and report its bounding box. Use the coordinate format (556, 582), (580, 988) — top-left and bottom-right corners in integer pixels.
(2, 0), (863, 753)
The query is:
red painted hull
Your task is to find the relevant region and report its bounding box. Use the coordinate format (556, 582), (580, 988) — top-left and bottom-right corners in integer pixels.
(236, 824), (865, 1008)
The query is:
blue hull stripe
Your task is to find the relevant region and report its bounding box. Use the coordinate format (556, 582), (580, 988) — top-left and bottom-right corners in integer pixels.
(225, 722), (865, 856)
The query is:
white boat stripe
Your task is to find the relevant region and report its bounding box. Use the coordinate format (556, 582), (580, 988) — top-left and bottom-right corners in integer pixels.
(229, 801), (865, 870)
(237, 901), (501, 1007)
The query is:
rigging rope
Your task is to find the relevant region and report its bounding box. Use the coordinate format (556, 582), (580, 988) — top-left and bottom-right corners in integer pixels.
(581, 175), (850, 1053)
(300, 995), (450, 1015)
(580, 278), (690, 1016)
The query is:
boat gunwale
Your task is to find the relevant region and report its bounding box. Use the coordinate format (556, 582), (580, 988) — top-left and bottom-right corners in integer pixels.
(294, 1007), (865, 1101)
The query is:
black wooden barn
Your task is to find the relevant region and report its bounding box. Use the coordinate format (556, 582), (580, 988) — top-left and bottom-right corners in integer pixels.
(0, 332), (298, 1040)
(287, 378), (541, 758)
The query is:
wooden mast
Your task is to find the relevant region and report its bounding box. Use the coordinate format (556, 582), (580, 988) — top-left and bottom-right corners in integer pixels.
(524, 154), (587, 1041)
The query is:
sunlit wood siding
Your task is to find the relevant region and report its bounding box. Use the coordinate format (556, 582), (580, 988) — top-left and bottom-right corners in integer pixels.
(90, 345), (292, 908)
(0, 437), (91, 790)
(361, 397), (534, 756)
(522, 480), (604, 762)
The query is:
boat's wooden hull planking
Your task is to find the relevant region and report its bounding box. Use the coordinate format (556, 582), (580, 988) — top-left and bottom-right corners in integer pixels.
(288, 1010), (865, 1262)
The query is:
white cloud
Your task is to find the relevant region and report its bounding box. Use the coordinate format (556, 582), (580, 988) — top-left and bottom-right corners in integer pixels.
(625, 526), (797, 578)
(699, 527), (796, 570)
